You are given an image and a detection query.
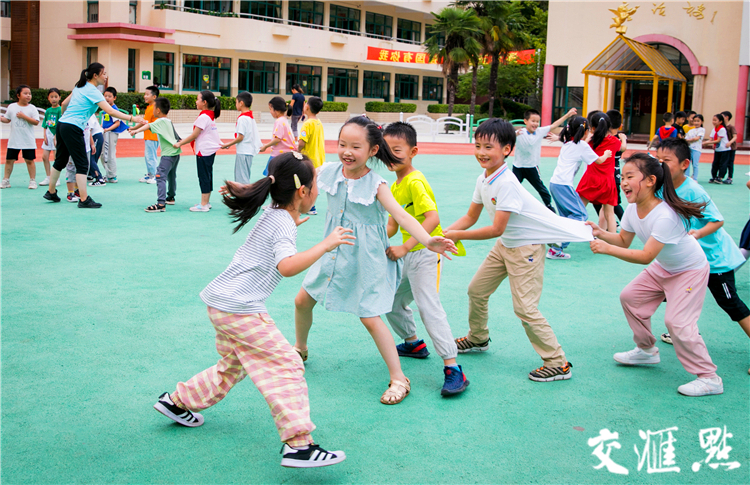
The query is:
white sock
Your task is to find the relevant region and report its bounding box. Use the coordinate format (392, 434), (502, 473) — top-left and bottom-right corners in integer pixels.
(643, 346), (658, 354)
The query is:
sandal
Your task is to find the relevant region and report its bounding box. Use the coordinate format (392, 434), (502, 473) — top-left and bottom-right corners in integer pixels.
(294, 346), (308, 362)
(380, 378), (410, 405)
(145, 204), (166, 213)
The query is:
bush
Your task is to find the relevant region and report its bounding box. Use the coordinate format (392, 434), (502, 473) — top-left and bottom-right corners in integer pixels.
(320, 101), (348, 112)
(365, 101), (416, 113)
(426, 104), (472, 114)
(480, 98), (534, 120)
(115, 92), (146, 111)
(23, 89), (72, 109)
(219, 96), (237, 111)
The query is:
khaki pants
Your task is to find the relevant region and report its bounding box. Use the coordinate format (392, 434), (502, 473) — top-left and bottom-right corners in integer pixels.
(467, 240), (566, 366)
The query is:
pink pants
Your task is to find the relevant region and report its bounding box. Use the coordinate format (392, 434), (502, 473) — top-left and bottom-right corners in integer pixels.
(171, 307), (315, 447)
(620, 263), (717, 378)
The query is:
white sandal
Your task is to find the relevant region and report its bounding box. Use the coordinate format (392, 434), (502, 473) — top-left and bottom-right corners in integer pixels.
(380, 378), (410, 405)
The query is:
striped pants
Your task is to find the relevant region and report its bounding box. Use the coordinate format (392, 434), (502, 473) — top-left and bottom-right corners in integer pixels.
(171, 307), (315, 447)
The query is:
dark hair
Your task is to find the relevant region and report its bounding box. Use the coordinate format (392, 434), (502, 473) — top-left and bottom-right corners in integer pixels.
(686, 110), (696, 117)
(560, 116), (588, 144)
(145, 85), (160, 97)
(606, 109), (622, 130)
(714, 113), (726, 129)
(47, 87), (61, 97)
(662, 112), (674, 123)
(307, 96), (323, 114)
(675, 111), (687, 120)
(694, 114), (704, 124)
(587, 111), (610, 150)
(236, 91), (253, 108)
(154, 97), (170, 115)
(292, 84), (303, 94)
(199, 90), (221, 118)
(286, 104), (293, 117)
(523, 109), (540, 120)
(720, 111), (732, 121)
(76, 62), (105, 88)
(657, 137), (691, 164)
(623, 152), (705, 223)
(340, 116), (403, 168)
(104, 86), (117, 97)
(268, 96), (287, 113)
(383, 121), (418, 148)
(474, 118), (516, 151)
(223, 152), (315, 233)
(15, 85), (31, 99)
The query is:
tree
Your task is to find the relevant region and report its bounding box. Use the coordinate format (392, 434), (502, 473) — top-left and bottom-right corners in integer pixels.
(424, 7), (483, 117)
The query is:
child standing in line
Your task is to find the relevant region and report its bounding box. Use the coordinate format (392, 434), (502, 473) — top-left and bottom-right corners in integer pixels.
(705, 113), (730, 184)
(129, 98), (182, 213)
(133, 85), (160, 183)
(512, 108), (576, 214)
(720, 111), (737, 184)
(547, 116), (611, 260)
(221, 91), (260, 185)
(656, 138), (750, 345)
(383, 122), (469, 396)
(174, 90), (222, 212)
(260, 96), (297, 176)
(588, 152), (722, 397)
(101, 87), (128, 183)
(87, 114), (106, 186)
(40, 88), (61, 187)
(1, 85), (40, 189)
(592, 109), (627, 222)
(297, 96), (325, 215)
(684, 114), (705, 181)
(647, 112), (678, 150)
(154, 152), (349, 468)
(444, 119), (593, 382)
(292, 116), (457, 405)
(673, 111), (687, 138)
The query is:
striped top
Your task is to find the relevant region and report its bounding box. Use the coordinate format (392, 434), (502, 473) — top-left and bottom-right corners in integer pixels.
(200, 207), (298, 314)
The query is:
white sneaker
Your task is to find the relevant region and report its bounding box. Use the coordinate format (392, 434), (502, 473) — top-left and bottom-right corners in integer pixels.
(614, 346), (660, 365)
(146, 177), (156, 184)
(677, 377), (723, 397)
(546, 248), (571, 260)
(28, 180), (38, 189)
(139, 174), (151, 183)
(190, 204), (210, 212)
(56, 179), (61, 187)
(40, 176), (50, 186)
(0, 179), (10, 189)
(280, 444), (346, 468)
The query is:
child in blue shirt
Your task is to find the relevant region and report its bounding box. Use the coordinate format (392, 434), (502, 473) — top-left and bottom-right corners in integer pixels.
(101, 87), (129, 182)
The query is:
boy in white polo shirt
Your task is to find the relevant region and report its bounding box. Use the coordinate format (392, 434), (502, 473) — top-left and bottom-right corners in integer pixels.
(513, 108), (576, 213)
(444, 118), (593, 382)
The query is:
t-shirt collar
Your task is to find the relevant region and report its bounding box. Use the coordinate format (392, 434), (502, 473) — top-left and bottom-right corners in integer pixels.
(484, 164), (508, 185)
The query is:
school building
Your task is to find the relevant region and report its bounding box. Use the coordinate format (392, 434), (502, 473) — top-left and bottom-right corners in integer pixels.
(542, 0), (750, 144)
(0, 0), (456, 114)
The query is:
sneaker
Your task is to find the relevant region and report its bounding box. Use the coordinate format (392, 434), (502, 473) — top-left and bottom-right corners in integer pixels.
(153, 392), (204, 427)
(1, 179), (10, 189)
(43, 191), (61, 203)
(88, 179), (106, 187)
(677, 377), (723, 397)
(107, 177), (118, 184)
(613, 346), (660, 365)
(145, 204), (166, 213)
(546, 248), (571, 260)
(56, 179), (60, 187)
(28, 180), (37, 189)
(280, 444), (346, 468)
(455, 336), (490, 353)
(40, 176), (50, 186)
(78, 196), (102, 208)
(165, 198), (175, 205)
(722, 178), (733, 185)
(661, 332), (673, 345)
(139, 174), (151, 183)
(529, 361), (573, 382)
(307, 206), (318, 215)
(190, 204), (210, 212)
(709, 178), (720, 184)
(441, 365), (469, 395)
(396, 339), (430, 359)
(146, 177), (156, 185)
(67, 190), (80, 203)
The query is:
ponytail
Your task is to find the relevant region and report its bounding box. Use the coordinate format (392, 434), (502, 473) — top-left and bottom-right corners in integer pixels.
(561, 116), (588, 144)
(340, 116), (403, 168)
(200, 90), (221, 119)
(223, 152), (315, 233)
(76, 62), (105, 88)
(588, 111), (611, 150)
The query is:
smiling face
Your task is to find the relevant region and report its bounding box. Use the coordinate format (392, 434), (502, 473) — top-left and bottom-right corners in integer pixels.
(383, 135), (416, 172)
(692, 117), (702, 128)
(524, 114), (541, 133)
(338, 123), (377, 174)
(656, 147), (689, 188)
(711, 116), (720, 127)
(143, 90), (156, 104)
(474, 135), (511, 174)
(621, 161), (656, 204)
(92, 69), (108, 86)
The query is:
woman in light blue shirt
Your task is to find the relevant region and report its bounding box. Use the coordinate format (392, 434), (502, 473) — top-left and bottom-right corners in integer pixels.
(43, 63), (144, 208)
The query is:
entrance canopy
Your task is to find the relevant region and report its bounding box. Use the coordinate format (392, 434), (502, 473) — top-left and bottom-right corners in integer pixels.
(581, 35), (687, 136)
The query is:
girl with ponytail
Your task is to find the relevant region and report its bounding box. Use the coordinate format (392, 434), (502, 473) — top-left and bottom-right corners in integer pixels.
(587, 152), (723, 397)
(155, 151), (351, 468)
(576, 111), (621, 234)
(293, 115), (457, 405)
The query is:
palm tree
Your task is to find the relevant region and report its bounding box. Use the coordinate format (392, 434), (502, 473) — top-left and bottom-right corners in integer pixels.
(424, 7), (483, 117)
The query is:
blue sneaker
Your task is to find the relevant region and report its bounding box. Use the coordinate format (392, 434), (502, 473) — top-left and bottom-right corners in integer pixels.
(441, 365), (469, 396)
(396, 339), (430, 359)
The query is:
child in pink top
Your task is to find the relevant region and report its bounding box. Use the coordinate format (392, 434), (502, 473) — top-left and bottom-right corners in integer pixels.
(260, 96), (297, 176)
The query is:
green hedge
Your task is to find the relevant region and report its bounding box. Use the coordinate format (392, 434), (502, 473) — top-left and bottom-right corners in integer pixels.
(480, 98), (534, 120)
(365, 101), (417, 113)
(23, 89), (72, 109)
(21, 89), (239, 112)
(426, 104), (471, 114)
(320, 101), (348, 112)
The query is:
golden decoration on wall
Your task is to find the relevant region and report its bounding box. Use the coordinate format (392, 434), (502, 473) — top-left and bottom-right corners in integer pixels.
(609, 2), (639, 34)
(651, 2), (666, 16)
(684, 2), (705, 19)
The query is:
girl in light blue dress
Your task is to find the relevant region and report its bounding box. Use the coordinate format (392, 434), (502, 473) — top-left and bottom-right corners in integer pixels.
(293, 116), (456, 405)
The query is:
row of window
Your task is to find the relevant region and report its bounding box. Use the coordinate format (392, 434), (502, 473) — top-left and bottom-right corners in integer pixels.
(152, 52), (444, 102)
(87, 1), (138, 24)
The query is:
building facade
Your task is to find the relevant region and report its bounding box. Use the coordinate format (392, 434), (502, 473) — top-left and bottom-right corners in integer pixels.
(1, 0), (451, 113)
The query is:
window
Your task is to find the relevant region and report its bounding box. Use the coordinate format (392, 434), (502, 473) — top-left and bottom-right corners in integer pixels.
(87, 1), (99, 23)
(286, 64), (322, 97)
(397, 19), (421, 44)
(239, 60), (280, 94)
(86, 47), (98, 67)
(1, 0), (10, 18)
(185, 1), (233, 13)
(363, 71), (390, 101)
(240, 1), (280, 21)
(425, 24), (445, 49)
(327, 68), (358, 98)
(183, 54), (231, 96)
(552, 66), (583, 122)
(127, 49), (136, 92)
(423, 76), (443, 103)
(129, 1), (137, 24)
(365, 12), (392, 39)
(153, 51), (175, 90)
(289, 1), (324, 28)
(330, 4), (360, 35)
(395, 74), (418, 101)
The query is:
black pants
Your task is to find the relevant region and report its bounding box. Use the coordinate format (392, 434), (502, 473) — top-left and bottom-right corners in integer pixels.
(52, 122), (89, 175)
(196, 153), (216, 194)
(711, 151), (730, 180)
(593, 164), (624, 221)
(708, 271), (750, 322)
(512, 166), (553, 209)
(726, 150), (736, 179)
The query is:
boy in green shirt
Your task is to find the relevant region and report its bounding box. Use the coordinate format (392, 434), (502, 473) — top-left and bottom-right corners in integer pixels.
(129, 98), (182, 212)
(384, 122), (469, 396)
(40, 88), (62, 187)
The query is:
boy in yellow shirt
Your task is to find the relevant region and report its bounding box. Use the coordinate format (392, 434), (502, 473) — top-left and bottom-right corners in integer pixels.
(297, 96), (325, 215)
(384, 122), (469, 396)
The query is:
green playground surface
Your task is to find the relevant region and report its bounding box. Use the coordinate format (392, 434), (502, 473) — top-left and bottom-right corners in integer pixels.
(2, 153), (748, 484)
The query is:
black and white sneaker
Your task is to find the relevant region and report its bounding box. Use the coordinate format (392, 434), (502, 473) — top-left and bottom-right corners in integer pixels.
(280, 444), (346, 468)
(153, 392), (204, 427)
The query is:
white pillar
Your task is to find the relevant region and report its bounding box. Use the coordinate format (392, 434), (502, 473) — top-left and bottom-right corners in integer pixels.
(279, 62), (288, 96)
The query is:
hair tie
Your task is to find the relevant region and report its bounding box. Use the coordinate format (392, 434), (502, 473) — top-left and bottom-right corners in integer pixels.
(268, 175), (275, 184)
(293, 174), (301, 189)
(292, 151), (303, 160)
